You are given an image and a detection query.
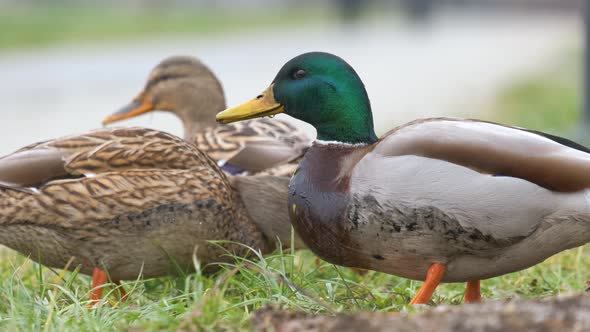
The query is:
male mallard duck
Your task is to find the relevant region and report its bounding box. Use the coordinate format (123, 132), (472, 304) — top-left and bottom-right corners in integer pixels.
(216, 52), (590, 305)
(0, 127), (302, 304)
(102, 56), (310, 176)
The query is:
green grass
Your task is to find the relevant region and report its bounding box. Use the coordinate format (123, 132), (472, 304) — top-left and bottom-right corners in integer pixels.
(1, 237), (588, 331)
(0, 4), (332, 50)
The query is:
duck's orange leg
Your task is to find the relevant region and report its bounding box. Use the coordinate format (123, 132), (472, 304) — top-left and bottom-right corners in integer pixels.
(464, 280), (481, 303)
(409, 263), (446, 305)
(114, 280), (129, 302)
(89, 267), (108, 305)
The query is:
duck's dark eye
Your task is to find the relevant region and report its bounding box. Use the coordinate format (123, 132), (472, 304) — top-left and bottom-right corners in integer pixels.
(292, 69), (307, 79)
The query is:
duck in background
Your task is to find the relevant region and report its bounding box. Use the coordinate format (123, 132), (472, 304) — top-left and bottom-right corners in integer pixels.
(102, 56), (311, 177)
(216, 51), (590, 305)
(0, 127), (303, 305)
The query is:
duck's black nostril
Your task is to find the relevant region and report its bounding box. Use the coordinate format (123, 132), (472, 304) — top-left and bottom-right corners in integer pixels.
(256, 95), (263, 99)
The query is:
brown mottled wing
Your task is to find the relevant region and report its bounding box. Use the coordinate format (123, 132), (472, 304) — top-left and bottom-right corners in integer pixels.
(374, 118), (590, 192)
(193, 118), (310, 173)
(0, 127), (215, 191)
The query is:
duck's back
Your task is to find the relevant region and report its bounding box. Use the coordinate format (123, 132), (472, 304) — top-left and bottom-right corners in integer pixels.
(374, 118), (590, 192)
(192, 118), (310, 175)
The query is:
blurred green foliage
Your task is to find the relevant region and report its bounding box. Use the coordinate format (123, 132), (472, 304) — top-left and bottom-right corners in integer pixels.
(490, 53), (581, 134)
(0, 4), (328, 50)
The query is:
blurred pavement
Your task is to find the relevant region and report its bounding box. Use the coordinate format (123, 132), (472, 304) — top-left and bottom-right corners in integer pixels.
(0, 11), (580, 155)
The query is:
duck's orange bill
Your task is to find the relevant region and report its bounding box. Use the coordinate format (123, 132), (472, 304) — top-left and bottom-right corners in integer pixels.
(409, 263), (446, 305)
(102, 98), (155, 125)
(216, 85), (284, 124)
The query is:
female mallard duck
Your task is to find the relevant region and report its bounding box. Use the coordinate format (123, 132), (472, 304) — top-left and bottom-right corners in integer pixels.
(102, 56), (310, 176)
(216, 52), (590, 305)
(0, 127), (302, 304)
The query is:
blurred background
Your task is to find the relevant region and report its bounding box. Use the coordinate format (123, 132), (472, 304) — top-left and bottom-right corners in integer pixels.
(0, 0), (584, 155)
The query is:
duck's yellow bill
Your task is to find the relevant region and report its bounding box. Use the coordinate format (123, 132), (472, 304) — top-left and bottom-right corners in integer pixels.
(102, 98), (155, 125)
(216, 85), (284, 124)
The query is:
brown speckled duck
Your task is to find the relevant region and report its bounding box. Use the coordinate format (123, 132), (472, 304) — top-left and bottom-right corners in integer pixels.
(102, 56), (310, 176)
(216, 52), (590, 305)
(0, 127), (302, 304)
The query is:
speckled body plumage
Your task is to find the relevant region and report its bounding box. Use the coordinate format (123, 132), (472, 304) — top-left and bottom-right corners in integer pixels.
(0, 128), (297, 280)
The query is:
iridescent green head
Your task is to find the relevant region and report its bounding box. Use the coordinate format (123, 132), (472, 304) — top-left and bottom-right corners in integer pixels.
(217, 52), (378, 144)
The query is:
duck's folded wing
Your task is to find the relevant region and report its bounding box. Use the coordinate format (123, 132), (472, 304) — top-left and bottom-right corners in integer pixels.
(0, 127), (214, 191)
(0, 149), (71, 189)
(194, 118), (310, 173)
(374, 118), (590, 192)
(218, 138), (306, 173)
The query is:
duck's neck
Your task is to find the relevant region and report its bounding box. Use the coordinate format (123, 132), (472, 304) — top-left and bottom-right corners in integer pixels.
(299, 141), (372, 192)
(315, 123), (378, 145)
(177, 106), (223, 141)
(182, 118), (215, 141)
(299, 85), (377, 144)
